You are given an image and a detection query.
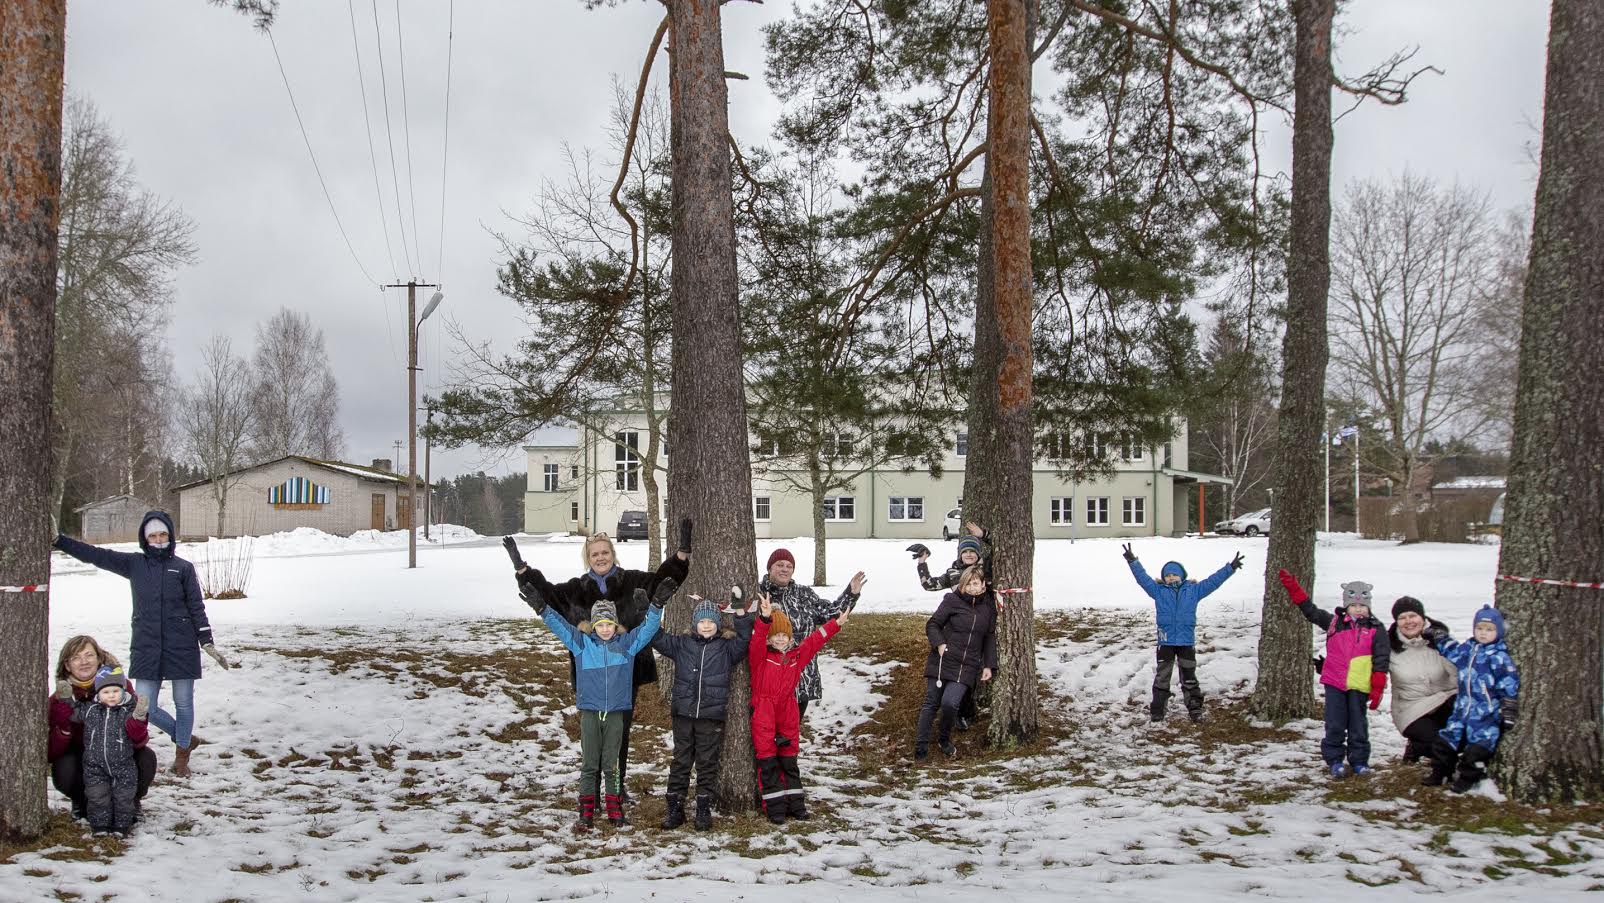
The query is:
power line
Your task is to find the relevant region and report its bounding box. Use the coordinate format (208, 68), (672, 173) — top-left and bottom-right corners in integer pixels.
(265, 29), (381, 288)
(371, 0), (416, 276)
(347, 0), (401, 281)
(395, 0), (424, 273)
(436, 0), (455, 278)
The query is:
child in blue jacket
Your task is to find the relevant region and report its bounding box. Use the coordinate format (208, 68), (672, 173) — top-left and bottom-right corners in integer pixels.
(1426, 605), (1520, 793)
(522, 580), (671, 832)
(1123, 544), (1244, 724)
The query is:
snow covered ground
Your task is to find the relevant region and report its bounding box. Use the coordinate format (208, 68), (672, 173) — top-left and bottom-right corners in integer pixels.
(11, 529), (1601, 902)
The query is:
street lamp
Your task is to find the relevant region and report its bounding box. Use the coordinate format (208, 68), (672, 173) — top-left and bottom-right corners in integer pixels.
(386, 280), (443, 569)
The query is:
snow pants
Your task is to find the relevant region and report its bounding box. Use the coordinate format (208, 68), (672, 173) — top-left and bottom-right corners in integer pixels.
(84, 754), (140, 832)
(579, 710), (626, 799)
(1322, 685), (1371, 768)
(757, 755), (807, 818)
(751, 694), (801, 759)
(667, 715), (725, 799)
(54, 747), (155, 816)
(1152, 645), (1203, 718)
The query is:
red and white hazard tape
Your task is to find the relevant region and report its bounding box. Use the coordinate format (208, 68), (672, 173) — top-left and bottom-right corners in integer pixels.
(1, 585), (49, 593)
(1497, 574), (1604, 590)
(995, 587), (1032, 595)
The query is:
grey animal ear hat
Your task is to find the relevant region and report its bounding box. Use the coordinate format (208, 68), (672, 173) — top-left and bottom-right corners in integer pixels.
(1341, 581), (1374, 610)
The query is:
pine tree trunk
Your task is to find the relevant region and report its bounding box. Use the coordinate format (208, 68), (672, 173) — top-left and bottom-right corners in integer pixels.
(663, 0), (759, 812)
(1494, 0), (1604, 805)
(0, 0), (66, 842)
(981, 0), (1038, 746)
(1249, 0), (1332, 723)
(810, 459), (827, 586)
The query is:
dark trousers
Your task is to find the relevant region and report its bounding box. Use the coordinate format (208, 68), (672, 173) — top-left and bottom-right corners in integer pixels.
(53, 748), (156, 815)
(667, 715), (725, 799)
(1152, 645), (1203, 717)
(1431, 735), (1495, 783)
(1322, 685), (1371, 767)
(796, 698), (809, 720)
(1401, 697), (1456, 760)
(915, 679), (969, 747)
(757, 754), (807, 816)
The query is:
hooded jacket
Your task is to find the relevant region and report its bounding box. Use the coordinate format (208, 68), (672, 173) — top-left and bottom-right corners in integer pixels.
(53, 511), (214, 681)
(540, 603), (663, 712)
(518, 554), (688, 689)
(649, 614), (755, 721)
(1126, 559), (1236, 647)
(924, 589), (999, 686)
(1435, 609), (1520, 749)
(1386, 618), (1459, 733)
(48, 676), (148, 762)
(1295, 599), (1390, 692)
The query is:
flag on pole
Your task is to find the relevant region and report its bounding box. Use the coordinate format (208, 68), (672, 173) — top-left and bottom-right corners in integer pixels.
(1333, 424), (1359, 445)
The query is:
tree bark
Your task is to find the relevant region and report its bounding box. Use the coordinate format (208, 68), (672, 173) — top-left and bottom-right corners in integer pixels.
(0, 0), (65, 842)
(1249, 0), (1332, 722)
(980, 0), (1038, 746)
(1494, 0), (1604, 805)
(663, 0), (759, 812)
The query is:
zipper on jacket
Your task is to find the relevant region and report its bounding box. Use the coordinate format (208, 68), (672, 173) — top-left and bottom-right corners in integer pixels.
(695, 643), (707, 718)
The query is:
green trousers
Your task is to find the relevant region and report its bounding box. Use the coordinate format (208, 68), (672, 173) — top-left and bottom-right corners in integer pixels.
(579, 710), (626, 798)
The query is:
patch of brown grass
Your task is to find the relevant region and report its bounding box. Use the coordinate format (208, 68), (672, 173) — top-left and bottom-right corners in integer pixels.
(0, 813), (105, 866)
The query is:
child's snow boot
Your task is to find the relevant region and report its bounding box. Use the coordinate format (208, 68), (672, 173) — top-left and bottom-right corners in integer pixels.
(913, 744), (929, 762)
(1351, 764), (1373, 777)
(939, 739), (958, 758)
(660, 793), (685, 830)
(1450, 765), (1485, 794)
(574, 795), (596, 833)
(604, 793), (628, 827)
(1329, 762), (1348, 780)
(693, 793), (713, 831)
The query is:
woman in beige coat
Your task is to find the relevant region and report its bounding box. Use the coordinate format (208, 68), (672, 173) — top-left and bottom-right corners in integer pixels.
(1385, 596), (1459, 762)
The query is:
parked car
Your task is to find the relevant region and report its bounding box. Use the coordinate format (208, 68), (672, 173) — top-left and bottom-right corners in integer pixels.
(1214, 508), (1272, 536)
(942, 508), (962, 541)
(616, 510), (648, 541)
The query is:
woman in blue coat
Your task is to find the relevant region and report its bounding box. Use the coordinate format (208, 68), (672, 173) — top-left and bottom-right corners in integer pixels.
(53, 511), (232, 776)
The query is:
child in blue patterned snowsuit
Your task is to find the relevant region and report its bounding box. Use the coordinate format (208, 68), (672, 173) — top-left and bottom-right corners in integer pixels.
(1426, 605), (1520, 793)
(1123, 544), (1244, 723)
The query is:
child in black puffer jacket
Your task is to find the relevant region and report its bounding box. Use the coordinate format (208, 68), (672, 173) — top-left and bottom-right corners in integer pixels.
(914, 566), (998, 761)
(64, 665), (149, 837)
(649, 590), (754, 831)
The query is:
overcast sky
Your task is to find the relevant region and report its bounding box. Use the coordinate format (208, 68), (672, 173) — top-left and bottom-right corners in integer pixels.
(63, 1), (1550, 480)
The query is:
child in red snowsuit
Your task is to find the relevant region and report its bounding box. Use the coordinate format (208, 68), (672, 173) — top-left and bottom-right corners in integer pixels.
(749, 590), (851, 824)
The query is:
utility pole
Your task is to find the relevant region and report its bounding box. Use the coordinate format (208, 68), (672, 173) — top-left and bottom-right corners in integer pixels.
(384, 280), (443, 569)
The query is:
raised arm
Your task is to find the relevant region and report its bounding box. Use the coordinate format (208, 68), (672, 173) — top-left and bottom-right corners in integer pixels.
(539, 605), (585, 657)
(792, 618), (842, 670)
(52, 534), (135, 578)
(1125, 553), (1163, 601)
(624, 604), (664, 657)
(1277, 569), (1333, 630)
(729, 612), (756, 664)
(1193, 556), (1242, 599)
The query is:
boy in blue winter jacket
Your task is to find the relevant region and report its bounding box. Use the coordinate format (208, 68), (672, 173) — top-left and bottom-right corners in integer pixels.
(1123, 544), (1245, 724)
(523, 580), (672, 832)
(1426, 605), (1520, 793)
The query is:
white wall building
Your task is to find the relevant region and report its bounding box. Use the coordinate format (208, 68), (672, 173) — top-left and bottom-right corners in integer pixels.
(174, 456), (410, 540)
(525, 409), (1231, 541)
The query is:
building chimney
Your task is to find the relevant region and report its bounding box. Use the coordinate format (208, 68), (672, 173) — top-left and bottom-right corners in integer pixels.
(371, 458), (393, 472)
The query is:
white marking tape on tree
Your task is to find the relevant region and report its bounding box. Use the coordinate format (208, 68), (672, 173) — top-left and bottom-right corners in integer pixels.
(1, 585), (49, 593)
(1497, 574), (1604, 590)
(995, 587), (1032, 594)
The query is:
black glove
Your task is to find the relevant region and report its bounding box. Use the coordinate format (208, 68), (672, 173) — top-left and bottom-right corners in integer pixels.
(1230, 552), (1245, 571)
(728, 584), (745, 611)
(1121, 543), (1135, 562)
(502, 536), (527, 570)
(518, 579), (544, 611)
(906, 543), (931, 560)
(633, 588), (650, 610)
(678, 518), (693, 554)
(652, 577), (679, 605)
(1500, 697), (1519, 731)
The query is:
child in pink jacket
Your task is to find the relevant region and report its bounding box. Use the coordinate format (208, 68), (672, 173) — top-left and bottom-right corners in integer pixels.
(1279, 569), (1390, 779)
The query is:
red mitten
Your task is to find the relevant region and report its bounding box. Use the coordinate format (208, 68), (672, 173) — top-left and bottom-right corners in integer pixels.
(1277, 569), (1309, 605)
(1368, 672), (1387, 710)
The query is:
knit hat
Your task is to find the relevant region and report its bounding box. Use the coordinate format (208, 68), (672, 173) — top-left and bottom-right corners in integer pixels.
(143, 519), (167, 539)
(1341, 581), (1374, 610)
(1391, 596), (1426, 620)
(1473, 605), (1506, 641)
(767, 608), (793, 641)
(1160, 561), (1187, 581)
(93, 665), (125, 698)
(693, 598), (720, 626)
(766, 548), (795, 570)
(956, 536), (983, 559)
(590, 600), (619, 628)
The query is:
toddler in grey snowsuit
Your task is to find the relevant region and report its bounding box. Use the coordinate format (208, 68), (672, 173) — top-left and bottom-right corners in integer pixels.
(66, 665), (149, 836)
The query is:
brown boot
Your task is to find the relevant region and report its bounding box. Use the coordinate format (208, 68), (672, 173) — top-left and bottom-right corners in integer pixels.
(172, 744), (192, 777)
(187, 734), (208, 749)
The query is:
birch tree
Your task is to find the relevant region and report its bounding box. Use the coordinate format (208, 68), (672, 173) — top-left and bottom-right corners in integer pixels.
(249, 307), (344, 462)
(179, 337), (255, 538)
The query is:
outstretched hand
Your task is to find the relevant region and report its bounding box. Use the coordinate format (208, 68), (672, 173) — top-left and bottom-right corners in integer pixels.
(518, 578), (544, 610)
(965, 521), (984, 538)
(835, 606), (851, 627)
(1276, 569), (1309, 605)
(652, 577), (679, 605)
(757, 592), (773, 618)
(848, 571), (867, 595)
(1121, 543), (1135, 562)
(1230, 552), (1245, 571)
(502, 536), (527, 570)
(633, 587), (651, 609)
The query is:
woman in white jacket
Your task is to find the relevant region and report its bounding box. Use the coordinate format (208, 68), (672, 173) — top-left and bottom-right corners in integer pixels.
(1386, 596), (1459, 762)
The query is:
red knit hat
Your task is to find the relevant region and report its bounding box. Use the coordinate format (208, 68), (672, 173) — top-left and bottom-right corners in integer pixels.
(766, 548), (795, 570)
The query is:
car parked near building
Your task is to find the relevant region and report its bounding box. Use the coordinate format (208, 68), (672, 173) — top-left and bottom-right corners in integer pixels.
(1214, 508), (1272, 536)
(942, 507), (962, 541)
(616, 510), (648, 541)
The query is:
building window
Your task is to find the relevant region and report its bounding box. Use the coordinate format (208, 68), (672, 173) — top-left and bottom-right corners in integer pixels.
(614, 430), (640, 491)
(569, 501), (579, 522)
(888, 496), (924, 521)
(1050, 497), (1073, 526)
(1044, 432), (1072, 461)
(1122, 496), (1146, 526)
(1085, 432), (1107, 461)
(1086, 496), (1110, 526)
(570, 465), (579, 480)
(827, 431), (855, 459)
(1121, 434), (1145, 462)
(823, 496), (856, 522)
(955, 431), (969, 457)
(754, 496), (771, 522)
(542, 463), (559, 492)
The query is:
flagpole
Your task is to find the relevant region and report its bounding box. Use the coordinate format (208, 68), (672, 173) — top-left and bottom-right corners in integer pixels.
(1324, 431), (1331, 533)
(1353, 428), (1361, 536)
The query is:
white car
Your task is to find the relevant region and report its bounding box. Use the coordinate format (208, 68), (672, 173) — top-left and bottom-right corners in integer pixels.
(942, 508), (962, 541)
(1214, 508), (1272, 536)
